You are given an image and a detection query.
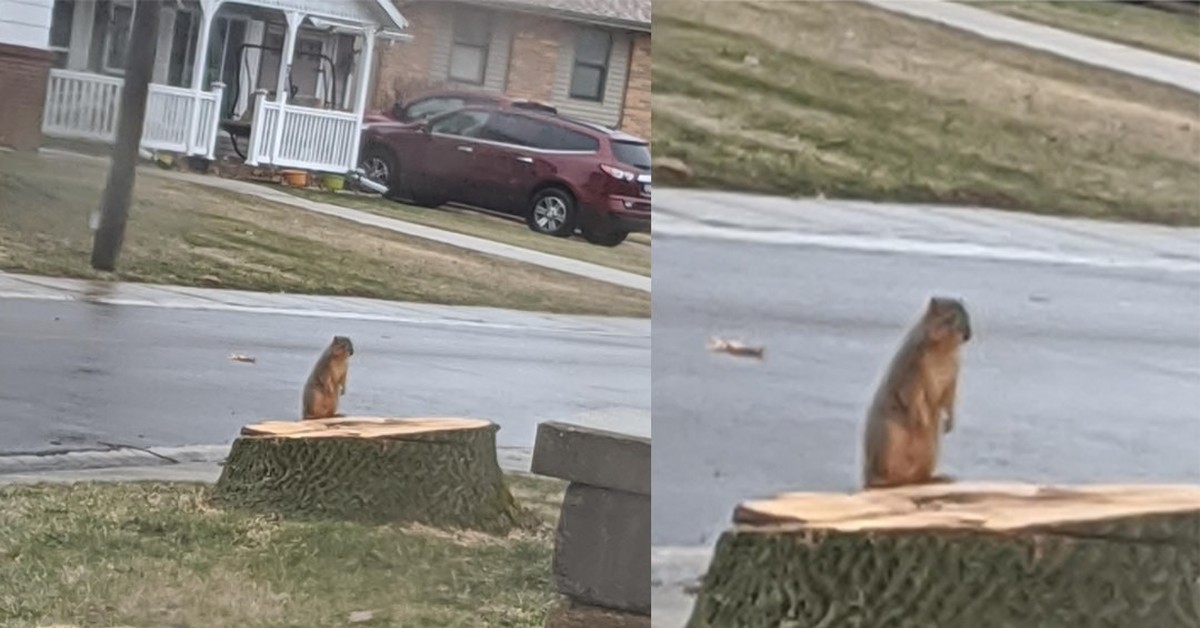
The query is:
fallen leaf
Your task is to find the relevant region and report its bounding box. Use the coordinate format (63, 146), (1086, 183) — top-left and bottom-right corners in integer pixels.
(707, 337), (765, 359)
(199, 274), (223, 287)
(348, 610), (375, 623)
(229, 353), (257, 364)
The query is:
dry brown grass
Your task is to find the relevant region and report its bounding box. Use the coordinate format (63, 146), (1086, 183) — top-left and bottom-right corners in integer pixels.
(655, 0), (1200, 224)
(0, 151), (649, 317)
(0, 474), (566, 627)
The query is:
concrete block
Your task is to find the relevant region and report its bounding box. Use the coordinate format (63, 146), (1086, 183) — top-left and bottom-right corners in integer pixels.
(553, 482), (650, 614)
(545, 599), (650, 628)
(532, 421), (650, 495)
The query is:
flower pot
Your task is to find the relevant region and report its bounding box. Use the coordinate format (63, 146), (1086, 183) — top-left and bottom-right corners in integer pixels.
(320, 173), (345, 192)
(280, 169), (309, 187)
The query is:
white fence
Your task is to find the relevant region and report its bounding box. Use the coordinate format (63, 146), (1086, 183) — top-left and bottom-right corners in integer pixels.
(42, 69), (224, 158)
(246, 91), (360, 173)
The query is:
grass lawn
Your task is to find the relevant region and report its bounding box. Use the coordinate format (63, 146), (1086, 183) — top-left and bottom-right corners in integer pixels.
(284, 188), (651, 277)
(654, 1), (1200, 226)
(963, 0), (1200, 62)
(0, 474), (565, 627)
(0, 151), (648, 318)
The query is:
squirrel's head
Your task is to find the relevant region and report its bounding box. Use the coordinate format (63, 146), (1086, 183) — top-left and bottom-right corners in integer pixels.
(924, 297), (971, 344)
(332, 335), (355, 356)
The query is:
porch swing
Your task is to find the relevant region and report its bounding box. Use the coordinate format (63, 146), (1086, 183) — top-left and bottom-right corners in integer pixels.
(219, 41), (344, 160)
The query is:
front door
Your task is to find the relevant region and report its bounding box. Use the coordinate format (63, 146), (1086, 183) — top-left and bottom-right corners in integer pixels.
(472, 113), (553, 214)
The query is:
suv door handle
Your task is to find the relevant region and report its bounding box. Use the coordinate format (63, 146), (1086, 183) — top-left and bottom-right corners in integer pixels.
(456, 145), (473, 153)
(516, 156), (533, 164)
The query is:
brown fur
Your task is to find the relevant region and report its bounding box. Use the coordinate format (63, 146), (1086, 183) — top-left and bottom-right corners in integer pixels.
(862, 297), (972, 489)
(301, 335), (354, 420)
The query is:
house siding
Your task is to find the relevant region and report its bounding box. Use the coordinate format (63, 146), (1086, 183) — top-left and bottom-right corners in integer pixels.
(550, 25), (629, 128)
(0, 0), (53, 50)
(371, 2), (650, 138)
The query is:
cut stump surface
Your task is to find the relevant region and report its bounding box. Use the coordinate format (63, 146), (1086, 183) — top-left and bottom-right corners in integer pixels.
(689, 482), (1200, 628)
(213, 417), (524, 533)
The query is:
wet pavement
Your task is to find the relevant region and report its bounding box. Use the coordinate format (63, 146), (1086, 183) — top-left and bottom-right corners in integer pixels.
(0, 277), (650, 456)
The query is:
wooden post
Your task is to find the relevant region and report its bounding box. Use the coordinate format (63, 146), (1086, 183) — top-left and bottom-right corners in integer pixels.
(90, 0), (162, 272)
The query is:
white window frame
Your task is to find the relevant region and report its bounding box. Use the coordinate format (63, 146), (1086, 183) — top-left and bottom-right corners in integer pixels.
(101, 0), (136, 76)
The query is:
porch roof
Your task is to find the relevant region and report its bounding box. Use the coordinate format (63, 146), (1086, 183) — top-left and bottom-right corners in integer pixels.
(400, 0), (650, 32)
(212, 0), (409, 34)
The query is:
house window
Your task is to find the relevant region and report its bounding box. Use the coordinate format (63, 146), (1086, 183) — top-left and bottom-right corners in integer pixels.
(167, 9), (200, 87)
(48, 0), (76, 69)
(569, 29), (612, 102)
(448, 9), (491, 85)
(102, 0), (135, 74)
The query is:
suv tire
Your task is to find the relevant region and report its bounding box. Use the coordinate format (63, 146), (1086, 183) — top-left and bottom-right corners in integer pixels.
(359, 145), (398, 196)
(527, 188), (578, 237)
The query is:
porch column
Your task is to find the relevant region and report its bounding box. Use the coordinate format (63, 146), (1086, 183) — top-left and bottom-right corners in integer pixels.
(268, 11), (303, 165)
(346, 28), (376, 172)
(187, 0), (220, 156)
(66, 0), (95, 71)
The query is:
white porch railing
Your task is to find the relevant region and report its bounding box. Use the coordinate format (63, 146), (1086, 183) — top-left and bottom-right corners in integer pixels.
(42, 69), (224, 158)
(245, 91), (360, 173)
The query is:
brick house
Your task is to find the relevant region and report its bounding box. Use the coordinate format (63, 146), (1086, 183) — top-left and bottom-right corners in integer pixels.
(372, 0), (650, 140)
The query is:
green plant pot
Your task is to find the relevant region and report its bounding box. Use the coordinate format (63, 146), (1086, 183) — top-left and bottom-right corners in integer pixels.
(320, 174), (346, 192)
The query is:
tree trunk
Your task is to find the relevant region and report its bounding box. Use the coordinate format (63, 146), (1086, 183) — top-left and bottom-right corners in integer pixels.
(688, 482), (1200, 628)
(212, 417), (527, 533)
(91, 0), (161, 271)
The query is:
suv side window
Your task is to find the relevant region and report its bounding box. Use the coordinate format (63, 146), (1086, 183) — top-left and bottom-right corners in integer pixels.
(482, 113), (600, 152)
(481, 113), (545, 147)
(428, 110), (491, 138)
(402, 97), (467, 121)
(539, 124), (600, 152)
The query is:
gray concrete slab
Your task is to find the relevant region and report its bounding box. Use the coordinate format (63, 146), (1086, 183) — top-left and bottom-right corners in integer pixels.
(532, 421), (651, 495)
(554, 483), (651, 614)
(862, 0), (1200, 94)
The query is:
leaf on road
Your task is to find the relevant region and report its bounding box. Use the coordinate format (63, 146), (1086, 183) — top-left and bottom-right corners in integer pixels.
(229, 353), (257, 364)
(707, 337), (765, 360)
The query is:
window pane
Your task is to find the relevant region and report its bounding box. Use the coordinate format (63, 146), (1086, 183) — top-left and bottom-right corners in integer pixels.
(481, 114), (539, 147)
(454, 10), (491, 47)
(405, 97), (466, 121)
(575, 29), (611, 65)
(429, 110), (490, 137)
(449, 45), (486, 84)
(612, 141), (651, 168)
(569, 65), (604, 101)
(105, 4), (134, 71)
(540, 125), (600, 152)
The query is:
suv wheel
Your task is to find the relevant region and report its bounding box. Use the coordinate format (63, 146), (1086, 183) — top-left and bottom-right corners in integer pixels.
(583, 226), (630, 247)
(527, 188), (578, 237)
(359, 146), (397, 196)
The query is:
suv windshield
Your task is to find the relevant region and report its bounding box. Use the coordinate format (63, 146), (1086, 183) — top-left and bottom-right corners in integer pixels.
(612, 141), (650, 170)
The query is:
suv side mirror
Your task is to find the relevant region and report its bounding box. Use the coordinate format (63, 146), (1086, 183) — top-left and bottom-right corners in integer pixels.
(391, 103), (405, 120)
(416, 118), (431, 134)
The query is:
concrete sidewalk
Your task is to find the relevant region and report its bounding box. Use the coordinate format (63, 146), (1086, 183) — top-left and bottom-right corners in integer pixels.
(863, 0), (1200, 94)
(0, 271), (650, 338)
(39, 148), (651, 294)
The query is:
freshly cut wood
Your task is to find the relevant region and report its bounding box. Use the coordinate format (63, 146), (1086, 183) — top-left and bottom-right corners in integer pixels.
(214, 417), (523, 533)
(688, 483), (1200, 628)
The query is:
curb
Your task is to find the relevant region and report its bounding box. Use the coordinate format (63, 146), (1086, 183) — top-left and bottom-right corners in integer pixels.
(0, 445), (535, 476)
(0, 445), (232, 476)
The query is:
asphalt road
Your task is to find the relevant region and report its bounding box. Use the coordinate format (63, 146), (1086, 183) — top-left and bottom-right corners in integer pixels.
(651, 191), (1200, 548)
(0, 298), (650, 456)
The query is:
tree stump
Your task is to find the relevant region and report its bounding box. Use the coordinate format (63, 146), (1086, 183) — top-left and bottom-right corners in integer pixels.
(212, 417), (523, 533)
(688, 482), (1200, 628)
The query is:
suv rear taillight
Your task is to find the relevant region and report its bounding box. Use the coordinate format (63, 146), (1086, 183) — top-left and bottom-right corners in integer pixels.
(600, 164), (638, 182)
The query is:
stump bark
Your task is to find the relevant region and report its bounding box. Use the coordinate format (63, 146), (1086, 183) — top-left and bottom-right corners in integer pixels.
(688, 482), (1200, 628)
(213, 417), (523, 533)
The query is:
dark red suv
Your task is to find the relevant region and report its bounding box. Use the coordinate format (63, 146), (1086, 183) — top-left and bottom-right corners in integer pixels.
(358, 105), (650, 246)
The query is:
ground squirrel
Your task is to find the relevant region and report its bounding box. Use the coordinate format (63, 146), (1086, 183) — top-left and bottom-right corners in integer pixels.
(862, 297), (972, 489)
(301, 335), (354, 420)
